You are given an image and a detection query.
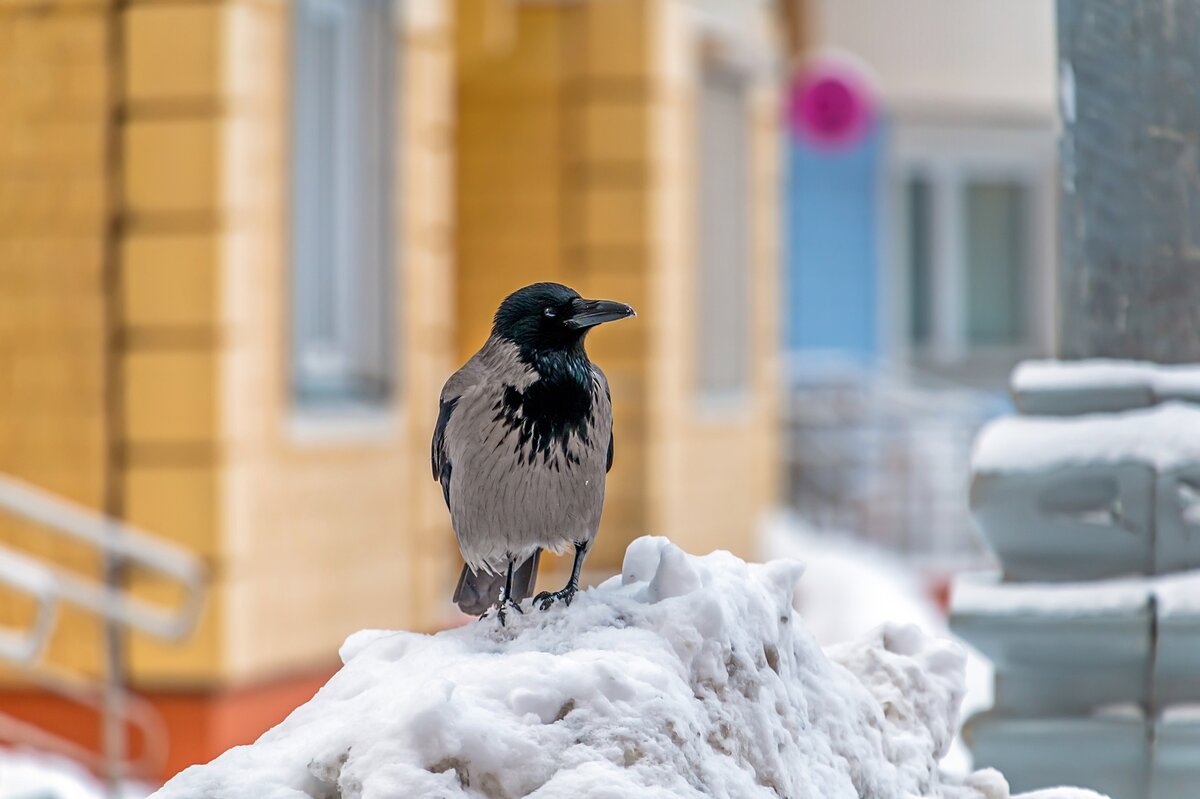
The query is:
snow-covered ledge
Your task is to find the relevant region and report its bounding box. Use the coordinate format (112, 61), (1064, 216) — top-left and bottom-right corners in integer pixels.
(151, 539), (1101, 799)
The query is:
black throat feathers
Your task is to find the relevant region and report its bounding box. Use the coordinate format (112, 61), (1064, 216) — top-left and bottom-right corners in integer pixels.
(492, 347), (595, 468)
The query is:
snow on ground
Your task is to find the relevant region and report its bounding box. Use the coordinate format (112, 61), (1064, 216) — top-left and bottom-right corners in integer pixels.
(0, 747), (150, 799)
(150, 536), (1102, 799)
(758, 515), (940, 645)
(759, 514), (993, 777)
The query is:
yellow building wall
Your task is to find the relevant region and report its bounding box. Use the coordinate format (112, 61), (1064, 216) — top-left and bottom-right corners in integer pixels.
(116, 0), (228, 685)
(455, 0), (653, 580)
(122, 0), (460, 687)
(454, 0), (780, 577)
(0, 0), (115, 680)
(0, 0), (465, 754)
(646, 0), (782, 561)
(0, 0), (456, 687)
(0, 0), (777, 687)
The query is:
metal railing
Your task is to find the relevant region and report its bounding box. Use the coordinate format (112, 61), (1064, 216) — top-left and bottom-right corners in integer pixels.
(0, 474), (207, 790)
(783, 359), (1003, 569)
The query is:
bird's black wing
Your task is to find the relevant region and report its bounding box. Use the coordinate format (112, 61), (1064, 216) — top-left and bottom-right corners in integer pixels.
(593, 365), (614, 473)
(431, 396), (459, 509)
(432, 359), (486, 510)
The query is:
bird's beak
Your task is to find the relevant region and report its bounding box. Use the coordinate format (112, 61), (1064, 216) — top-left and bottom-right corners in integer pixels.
(564, 298), (636, 330)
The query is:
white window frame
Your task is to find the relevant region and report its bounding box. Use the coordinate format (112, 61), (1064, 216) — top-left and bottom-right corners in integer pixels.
(883, 120), (1057, 378)
(694, 49), (754, 408)
(291, 0), (397, 409)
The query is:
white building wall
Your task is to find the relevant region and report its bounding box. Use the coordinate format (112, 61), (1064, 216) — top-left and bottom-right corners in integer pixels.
(811, 0), (1057, 121)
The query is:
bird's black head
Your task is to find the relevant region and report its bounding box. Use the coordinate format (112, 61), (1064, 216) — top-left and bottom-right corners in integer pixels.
(492, 282), (635, 354)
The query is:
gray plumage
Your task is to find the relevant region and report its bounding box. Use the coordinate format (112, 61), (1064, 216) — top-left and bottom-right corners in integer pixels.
(432, 283), (633, 619)
(437, 337), (611, 570)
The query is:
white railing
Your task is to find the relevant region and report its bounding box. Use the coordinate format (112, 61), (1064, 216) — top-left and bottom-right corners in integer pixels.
(0, 547), (58, 665)
(0, 474), (207, 791)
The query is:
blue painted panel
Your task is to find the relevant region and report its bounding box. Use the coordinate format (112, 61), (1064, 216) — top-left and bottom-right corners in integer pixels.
(784, 124), (882, 361)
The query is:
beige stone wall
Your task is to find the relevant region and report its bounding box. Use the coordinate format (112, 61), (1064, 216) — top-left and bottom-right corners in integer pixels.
(0, 0), (115, 679)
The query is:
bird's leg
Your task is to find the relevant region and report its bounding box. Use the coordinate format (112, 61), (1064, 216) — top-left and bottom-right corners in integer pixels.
(534, 541), (587, 611)
(494, 557), (525, 626)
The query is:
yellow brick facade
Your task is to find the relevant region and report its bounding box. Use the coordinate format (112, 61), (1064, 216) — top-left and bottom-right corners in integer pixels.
(648, 0), (782, 560)
(455, 0), (781, 576)
(0, 0), (116, 680)
(122, 0), (460, 686)
(0, 0), (460, 688)
(0, 0), (780, 689)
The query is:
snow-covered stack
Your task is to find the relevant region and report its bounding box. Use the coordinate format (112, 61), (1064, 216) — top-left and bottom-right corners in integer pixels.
(953, 359), (1200, 798)
(151, 537), (1091, 799)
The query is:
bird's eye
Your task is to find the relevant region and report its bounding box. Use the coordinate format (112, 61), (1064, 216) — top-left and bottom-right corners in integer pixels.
(543, 307), (557, 319)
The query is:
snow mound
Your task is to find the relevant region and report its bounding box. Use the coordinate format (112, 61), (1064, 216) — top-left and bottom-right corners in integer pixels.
(151, 538), (1098, 799)
(758, 513), (995, 777)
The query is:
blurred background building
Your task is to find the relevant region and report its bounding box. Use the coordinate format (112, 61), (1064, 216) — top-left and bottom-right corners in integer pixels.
(13, 0), (1162, 794)
(782, 0), (1058, 569)
(0, 0), (784, 783)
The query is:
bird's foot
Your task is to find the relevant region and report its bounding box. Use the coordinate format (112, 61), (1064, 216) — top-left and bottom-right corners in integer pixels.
(490, 596), (525, 626)
(533, 584), (577, 611)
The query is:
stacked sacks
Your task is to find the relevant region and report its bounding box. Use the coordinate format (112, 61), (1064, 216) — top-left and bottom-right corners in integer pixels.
(952, 359), (1200, 798)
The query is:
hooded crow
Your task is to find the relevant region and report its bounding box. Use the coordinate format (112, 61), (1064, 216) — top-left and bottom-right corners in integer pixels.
(432, 282), (635, 623)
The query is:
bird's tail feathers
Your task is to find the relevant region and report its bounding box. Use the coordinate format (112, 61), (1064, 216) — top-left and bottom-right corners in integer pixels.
(453, 550), (542, 616)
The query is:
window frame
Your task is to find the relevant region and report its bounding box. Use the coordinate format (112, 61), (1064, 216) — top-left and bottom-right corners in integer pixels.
(693, 46), (755, 411)
(883, 120), (1057, 380)
(289, 0), (398, 413)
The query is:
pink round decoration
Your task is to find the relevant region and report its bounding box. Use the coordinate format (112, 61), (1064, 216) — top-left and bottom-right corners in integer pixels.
(787, 62), (875, 150)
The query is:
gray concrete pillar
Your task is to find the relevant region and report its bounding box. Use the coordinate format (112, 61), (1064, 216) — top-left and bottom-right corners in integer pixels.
(1057, 0), (1200, 362)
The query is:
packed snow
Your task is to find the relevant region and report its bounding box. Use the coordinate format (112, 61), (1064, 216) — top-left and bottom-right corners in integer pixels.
(1153, 571), (1200, 615)
(952, 571), (1153, 616)
(971, 402), (1200, 473)
(1012, 359), (1200, 403)
(954, 567), (1200, 620)
(150, 537), (1102, 799)
(759, 514), (993, 776)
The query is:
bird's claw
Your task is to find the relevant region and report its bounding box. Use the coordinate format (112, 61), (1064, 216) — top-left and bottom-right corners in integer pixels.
(533, 586), (576, 611)
(492, 597), (525, 626)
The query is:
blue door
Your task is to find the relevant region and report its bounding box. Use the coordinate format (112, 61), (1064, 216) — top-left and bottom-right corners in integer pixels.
(785, 123), (882, 363)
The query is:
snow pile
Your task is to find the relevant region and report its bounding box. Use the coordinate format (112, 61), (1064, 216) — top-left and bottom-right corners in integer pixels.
(759, 514), (994, 776)
(151, 538), (1100, 799)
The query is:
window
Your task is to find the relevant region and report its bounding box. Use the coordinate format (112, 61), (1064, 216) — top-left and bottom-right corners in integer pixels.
(891, 123), (1055, 381)
(696, 59), (752, 400)
(964, 181), (1028, 347)
(291, 0), (396, 406)
(903, 173), (1034, 360)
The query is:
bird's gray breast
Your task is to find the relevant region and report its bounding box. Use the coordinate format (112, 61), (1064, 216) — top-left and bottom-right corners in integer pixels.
(444, 364), (611, 572)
